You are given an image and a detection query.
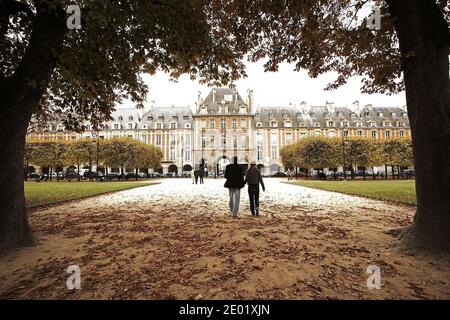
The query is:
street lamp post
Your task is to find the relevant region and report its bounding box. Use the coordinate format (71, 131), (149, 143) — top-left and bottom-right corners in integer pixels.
(342, 127), (349, 179)
(95, 131), (100, 182)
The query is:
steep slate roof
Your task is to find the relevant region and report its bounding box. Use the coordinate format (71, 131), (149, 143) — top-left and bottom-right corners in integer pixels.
(105, 107), (142, 129)
(254, 105), (409, 129)
(139, 106), (193, 129)
(199, 88), (248, 114)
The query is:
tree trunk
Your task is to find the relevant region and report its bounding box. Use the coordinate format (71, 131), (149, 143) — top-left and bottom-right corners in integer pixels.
(389, 0), (450, 250)
(0, 4), (66, 249)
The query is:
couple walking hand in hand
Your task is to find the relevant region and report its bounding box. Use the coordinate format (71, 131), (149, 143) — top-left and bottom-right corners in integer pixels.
(224, 156), (265, 218)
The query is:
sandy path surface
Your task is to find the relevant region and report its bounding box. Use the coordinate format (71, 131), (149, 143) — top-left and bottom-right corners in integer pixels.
(0, 178), (449, 299)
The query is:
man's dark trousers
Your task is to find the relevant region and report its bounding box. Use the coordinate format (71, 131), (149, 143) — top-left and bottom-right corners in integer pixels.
(248, 184), (260, 215)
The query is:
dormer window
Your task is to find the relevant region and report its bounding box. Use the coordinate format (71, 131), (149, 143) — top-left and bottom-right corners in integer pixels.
(257, 123), (262, 128)
(364, 112), (370, 117)
(283, 112), (288, 118)
(327, 120), (335, 127)
(156, 122), (163, 130)
(113, 123), (120, 130)
(128, 116), (133, 120)
(314, 122), (320, 128)
(147, 116), (153, 121)
(342, 121), (349, 127)
(269, 113), (274, 118)
(183, 115), (189, 120)
(369, 121), (376, 128)
(270, 121), (277, 128)
(127, 123), (134, 130)
(402, 112), (407, 118)
(158, 116), (164, 120)
(310, 112), (316, 117)
(378, 112), (383, 117)
(299, 122), (306, 127)
(383, 121), (391, 127)
(391, 112), (397, 117)
(118, 116), (123, 120)
(141, 124), (148, 129)
(170, 123), (176, 129)
(284, 121), (292, 128)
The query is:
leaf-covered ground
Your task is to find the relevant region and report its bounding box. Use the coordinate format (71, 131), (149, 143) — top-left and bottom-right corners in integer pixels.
(1, 179), (449, 299)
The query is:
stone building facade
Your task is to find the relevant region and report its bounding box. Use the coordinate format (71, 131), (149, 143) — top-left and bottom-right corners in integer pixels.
(27, 88), (411, 175)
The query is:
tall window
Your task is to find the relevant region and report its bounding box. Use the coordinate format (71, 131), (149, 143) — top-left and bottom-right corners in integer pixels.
(210, 119), (215, 128)
(156, 134), (162, 146)
(170, 147), (176, 161)
(184, 149), (191, 162)
(286, 132), (293, 144)
(271, 146), (278, 160)
(385, 130), (391, 139)
(241, 119), (246, 128)
(257, 145), (263, 161)
(221, 133), (226, 146)
(184, 134), (191, 146)
(170, 134), (176, 146)
(371, 130), (377, 139)
(399, 130), (405, 137)
(233, 135), (237, 148)
(201, 134), (206, 148)
(221, 118), (226, 129)
(210, 135), (215, 146)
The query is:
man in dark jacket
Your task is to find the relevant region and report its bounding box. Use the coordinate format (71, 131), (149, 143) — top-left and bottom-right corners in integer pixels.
(224, 156), (245, 217)
(245, 160), (265, 216)
(194, 168), (199, 184)
(199, 164), (205, 184)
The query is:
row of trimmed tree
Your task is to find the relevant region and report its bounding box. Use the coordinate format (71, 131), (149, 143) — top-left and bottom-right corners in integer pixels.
(280, 137), (413, 180)
(24, 137), (163, 181)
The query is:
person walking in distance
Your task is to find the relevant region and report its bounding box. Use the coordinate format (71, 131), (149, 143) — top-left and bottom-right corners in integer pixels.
(245, 160), (265, 216)
(224, 156), (245, 218)
(199, 163), (205, 184)
(287, 168), (293, 181)
(194, 168), (199, 184)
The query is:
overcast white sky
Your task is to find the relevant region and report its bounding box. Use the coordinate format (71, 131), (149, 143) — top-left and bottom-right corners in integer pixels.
(122, 60), (406, 111)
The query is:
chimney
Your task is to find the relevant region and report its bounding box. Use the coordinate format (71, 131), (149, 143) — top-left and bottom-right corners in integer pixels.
(326, 101), (335, 113)
(300, 101), (307, 114)
(248, 89), (254, 113)
(365, 103), (373, 111)
(353, 100), (360, 111)
(212, 89), (216, 103)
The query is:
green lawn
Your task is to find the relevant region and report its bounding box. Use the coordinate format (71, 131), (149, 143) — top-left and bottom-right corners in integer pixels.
(25, 181), (159, 208)
(287, 180), (416, 205)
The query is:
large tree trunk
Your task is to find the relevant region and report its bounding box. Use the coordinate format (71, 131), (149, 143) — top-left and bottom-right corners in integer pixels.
(389, 0), (450, 250)
(0, 3), (66, 249)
